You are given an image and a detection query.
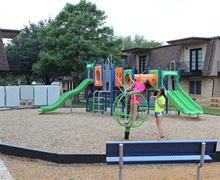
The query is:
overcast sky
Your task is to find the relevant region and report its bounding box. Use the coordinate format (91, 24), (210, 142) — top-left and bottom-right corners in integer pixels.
(1, 0), (220, 44)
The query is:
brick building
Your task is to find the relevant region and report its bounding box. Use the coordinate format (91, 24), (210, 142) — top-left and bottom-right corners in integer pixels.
(122, 36), (220, 104)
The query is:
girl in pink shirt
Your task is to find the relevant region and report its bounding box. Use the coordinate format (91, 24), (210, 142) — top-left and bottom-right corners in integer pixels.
(123, 78), (155, 125)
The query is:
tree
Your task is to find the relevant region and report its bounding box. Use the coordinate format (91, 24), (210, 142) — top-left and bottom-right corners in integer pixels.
(118, 35), (163, 50)
(36, 0), (121, 101)
(5, 21), (44, 84)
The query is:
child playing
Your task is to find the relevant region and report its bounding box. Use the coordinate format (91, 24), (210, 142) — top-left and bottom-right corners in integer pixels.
(123, 78), (155, 125)
(150, 87), (166, 140)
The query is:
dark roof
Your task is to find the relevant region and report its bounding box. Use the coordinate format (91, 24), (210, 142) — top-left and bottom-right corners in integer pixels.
(148, 44), (182, 70)
(0, 31), (9, 71)
(0, 28), (20, 72)
(122, 44), (178, 53)
(122, 47), (149, 53)
(167, 37), (211, 45)
(1, 28), (21, 39)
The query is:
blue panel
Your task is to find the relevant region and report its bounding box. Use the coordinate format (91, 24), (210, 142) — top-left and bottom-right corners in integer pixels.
(0, 86), (4, 107)
(106, 140), (217, 157)
(106, 155), (213, 165)
(5, 86), (20, 107)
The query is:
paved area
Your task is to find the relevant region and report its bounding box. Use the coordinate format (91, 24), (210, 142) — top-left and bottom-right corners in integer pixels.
(0, 159), (14, 180)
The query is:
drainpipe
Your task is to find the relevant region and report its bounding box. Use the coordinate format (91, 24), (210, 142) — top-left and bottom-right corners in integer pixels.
(208, 77), (215, 97)
(207, 38), (215, 76)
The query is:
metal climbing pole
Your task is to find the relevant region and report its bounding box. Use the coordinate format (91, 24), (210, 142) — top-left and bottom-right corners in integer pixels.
(93, 55), (112, 114)
(170, 60), (176, 71)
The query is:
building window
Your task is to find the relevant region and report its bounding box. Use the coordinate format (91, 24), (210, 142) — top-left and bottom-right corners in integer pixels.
(189, 81), (201, 95)
(190, 48), (202, 71)
(139, 56), (148, 73)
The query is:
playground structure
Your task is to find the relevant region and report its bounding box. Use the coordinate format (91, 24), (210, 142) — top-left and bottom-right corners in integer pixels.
(38, 55), (203, 139)
(84, 56), (203, 115)
(84, 55), (157, 116)
(39, 55), (203, 117)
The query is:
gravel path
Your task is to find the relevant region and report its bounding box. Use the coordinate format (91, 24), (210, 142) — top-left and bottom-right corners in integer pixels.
(1, 108), (220, 180)
(0, 108), (220, 153)
(1, 155), (220, 180)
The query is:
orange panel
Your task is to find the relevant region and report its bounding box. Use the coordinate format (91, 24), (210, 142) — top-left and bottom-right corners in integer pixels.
(134, 74), (157, 87)
(134, 74), (141, 82)
(94, 66), (102, 86)
(125, 74), (131, 87)
(115, 67), (123, 86)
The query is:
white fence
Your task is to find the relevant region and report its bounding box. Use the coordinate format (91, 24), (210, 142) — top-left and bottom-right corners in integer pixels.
(0, 85), (60, 108)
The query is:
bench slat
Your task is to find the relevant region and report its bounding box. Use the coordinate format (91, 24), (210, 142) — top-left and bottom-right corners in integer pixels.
(106, 140), (217, 157)
(106, 140), (217, 180)
(107, 155), (213, 165)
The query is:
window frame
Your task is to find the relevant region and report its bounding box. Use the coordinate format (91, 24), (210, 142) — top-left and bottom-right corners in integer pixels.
(190, 48), (202, 71)
(139, 56), (148, 73)
(189, 80), (201, 95)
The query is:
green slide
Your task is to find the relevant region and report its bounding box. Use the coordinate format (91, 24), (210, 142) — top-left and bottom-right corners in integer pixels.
(38, 78), (93, 113)
(166, 84), (203, 115)
(161, 70), (203, 115)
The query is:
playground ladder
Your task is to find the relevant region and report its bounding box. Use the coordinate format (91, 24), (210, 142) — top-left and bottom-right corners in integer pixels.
(93, 90), (110, 114)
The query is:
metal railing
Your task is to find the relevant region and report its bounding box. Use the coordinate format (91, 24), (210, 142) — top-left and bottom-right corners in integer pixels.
(166, 61), (204, 73)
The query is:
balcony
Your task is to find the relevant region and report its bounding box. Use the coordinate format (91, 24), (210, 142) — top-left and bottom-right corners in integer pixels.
(166, 61), (203, 76)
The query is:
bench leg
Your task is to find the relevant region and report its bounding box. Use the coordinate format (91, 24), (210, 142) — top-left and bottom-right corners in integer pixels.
(197, 167), (201, 180)
(119, 144), (123, 180)
(197, 142), (206, 180)
(119, 169), (122, 180)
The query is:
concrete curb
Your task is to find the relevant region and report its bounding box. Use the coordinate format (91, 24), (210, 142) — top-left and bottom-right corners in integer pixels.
(0, 159), (14, 180)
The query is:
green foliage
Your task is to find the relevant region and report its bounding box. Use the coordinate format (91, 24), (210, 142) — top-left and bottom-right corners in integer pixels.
(0, 73), (21, 85)
(3, 0), (163, 86)
(36, 0), (121, 85)
(5, 21), (46, 84)
(117, 35), (163, 51)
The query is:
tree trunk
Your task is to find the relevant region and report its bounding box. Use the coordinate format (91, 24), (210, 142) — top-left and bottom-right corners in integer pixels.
(42, 75), (54, 85)
(24, 73), (31, 85)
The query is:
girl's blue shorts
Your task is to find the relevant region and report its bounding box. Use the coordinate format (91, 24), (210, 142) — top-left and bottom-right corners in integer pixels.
(155, 111), (164, 117)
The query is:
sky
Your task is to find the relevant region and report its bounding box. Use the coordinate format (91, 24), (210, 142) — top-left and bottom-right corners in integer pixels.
(1, 0), (220, 44)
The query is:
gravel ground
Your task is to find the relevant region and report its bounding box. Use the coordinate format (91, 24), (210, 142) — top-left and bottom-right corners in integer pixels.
(1, 155), (220, 180)
(0, 107), (220, 179)
(0, 108), (219, 153)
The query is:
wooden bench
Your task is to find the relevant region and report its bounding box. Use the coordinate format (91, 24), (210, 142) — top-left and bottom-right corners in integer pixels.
(106, 140), (217, 180)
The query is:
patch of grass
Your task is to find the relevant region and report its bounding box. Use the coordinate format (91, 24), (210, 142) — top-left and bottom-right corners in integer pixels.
(202, 107), (220, 115)
(72, 102), (86, 108)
